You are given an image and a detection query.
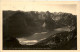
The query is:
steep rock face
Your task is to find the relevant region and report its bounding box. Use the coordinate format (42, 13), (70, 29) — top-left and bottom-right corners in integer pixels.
(43, 12), (77, 32)
(3, 11), (34, 37)
(51, 13), (77, 28)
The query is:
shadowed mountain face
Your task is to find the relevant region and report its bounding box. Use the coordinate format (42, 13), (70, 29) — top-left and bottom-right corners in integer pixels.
(4, 12), (28, 37)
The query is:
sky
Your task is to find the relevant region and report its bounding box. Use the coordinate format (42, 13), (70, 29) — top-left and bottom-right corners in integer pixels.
(1, 1), (77, 15)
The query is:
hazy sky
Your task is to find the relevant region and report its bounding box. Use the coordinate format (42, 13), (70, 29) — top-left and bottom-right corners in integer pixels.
(1, 1), (76, 15)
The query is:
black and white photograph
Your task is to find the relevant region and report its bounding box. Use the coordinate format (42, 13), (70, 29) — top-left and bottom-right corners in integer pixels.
(2, 1), (77, 50)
